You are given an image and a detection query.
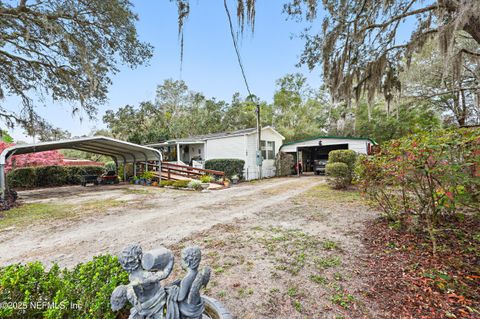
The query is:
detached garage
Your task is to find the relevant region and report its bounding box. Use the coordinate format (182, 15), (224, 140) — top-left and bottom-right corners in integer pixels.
(279, 136), (376, 174)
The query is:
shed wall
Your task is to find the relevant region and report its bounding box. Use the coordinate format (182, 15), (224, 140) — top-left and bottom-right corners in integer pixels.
(281, 138), (370, 154)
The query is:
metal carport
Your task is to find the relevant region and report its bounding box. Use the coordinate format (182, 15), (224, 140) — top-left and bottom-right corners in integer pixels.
(0, 136), (163, 198)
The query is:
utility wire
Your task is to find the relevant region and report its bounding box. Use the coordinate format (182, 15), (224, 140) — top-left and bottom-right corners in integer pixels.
(223, 0), (253, 98)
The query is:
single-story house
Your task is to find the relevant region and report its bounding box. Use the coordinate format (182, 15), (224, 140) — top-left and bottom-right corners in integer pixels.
(280, 136), (376, 173)
(146, 126), (285, 180)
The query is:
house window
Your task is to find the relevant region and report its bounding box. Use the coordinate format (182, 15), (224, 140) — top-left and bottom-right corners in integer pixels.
(261, 140), (275, 160)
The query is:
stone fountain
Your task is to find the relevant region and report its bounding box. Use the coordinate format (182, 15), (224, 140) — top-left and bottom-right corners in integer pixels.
(110, 244), (232, 319)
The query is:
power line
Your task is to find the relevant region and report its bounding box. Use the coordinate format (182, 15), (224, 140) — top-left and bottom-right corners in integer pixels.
(223, 0), (253, 97)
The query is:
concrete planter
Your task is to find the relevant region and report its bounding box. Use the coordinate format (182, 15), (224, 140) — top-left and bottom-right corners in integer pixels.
(203, 296), (233, 319)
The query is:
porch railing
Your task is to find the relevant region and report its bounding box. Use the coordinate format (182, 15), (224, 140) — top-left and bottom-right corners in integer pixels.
(148, 162), (225, 184)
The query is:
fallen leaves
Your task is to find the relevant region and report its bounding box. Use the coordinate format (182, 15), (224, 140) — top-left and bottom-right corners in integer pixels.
(362, 215), (480, 319)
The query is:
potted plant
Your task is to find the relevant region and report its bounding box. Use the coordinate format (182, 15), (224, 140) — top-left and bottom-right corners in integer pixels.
(199, 175), (212, 190)
(141, 171), (156, 186)
(231, 174), (239, 184)
(133, 176), (140, 185)
(223, 178), (230, 187)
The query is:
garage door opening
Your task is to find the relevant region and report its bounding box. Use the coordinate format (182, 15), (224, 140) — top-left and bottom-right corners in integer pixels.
(297, 144), (349, 173)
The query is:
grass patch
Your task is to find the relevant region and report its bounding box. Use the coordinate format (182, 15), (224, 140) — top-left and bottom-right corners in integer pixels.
(310, 274), (328, 285)
(316, 256), (342, 269)
(331, 292), (355, 309)
(0, 199), (125, 230)
(123, 188), (156, 195)
(302, 184), (361, 203)
(322, 239), (340, 250)
(260, 227), (322, 275)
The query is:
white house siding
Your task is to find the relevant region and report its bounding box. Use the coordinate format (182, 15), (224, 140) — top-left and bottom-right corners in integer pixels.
(187, 144), (205, 161)
(245, 134), (259, 179)
(281, 138), (371, 154)
(244, 128), (285, 180)
(204, 135), (247, 163)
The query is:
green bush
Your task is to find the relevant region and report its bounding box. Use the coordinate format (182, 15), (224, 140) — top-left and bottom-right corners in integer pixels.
(160, 180), (174, 187)
(325, 162), (350, 189)
(7, 166), (105, 188)
(199, 175), (214, 183)
(141, 171), (156, 180)
(204, 159), (244, 180)
(172, 180), (189, 188)
(188, 180), (202, 190)
(7, 167), (36, 188)
(104, 161), (116, 172)
(326, 150), (357, 189)
(0, 255), (129, 319)
(328, 150), (357, 170)
(118, 163), (134, 181)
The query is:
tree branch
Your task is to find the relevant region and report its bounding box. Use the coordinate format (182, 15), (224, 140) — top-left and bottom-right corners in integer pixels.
(361, 4), (439, 32)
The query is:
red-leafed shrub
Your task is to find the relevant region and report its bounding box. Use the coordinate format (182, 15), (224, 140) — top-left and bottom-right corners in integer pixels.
(356, 127), (480, 254)
(0, 141), (64, 171)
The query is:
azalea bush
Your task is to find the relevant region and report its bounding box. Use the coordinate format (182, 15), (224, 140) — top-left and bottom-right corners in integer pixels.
(0, 142), (64, 172)
(356, 128), (480, 253)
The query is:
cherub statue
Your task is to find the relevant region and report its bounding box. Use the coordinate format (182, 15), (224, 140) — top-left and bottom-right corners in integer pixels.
(111, 244), (174, 319)
(165, 246), (211, 319)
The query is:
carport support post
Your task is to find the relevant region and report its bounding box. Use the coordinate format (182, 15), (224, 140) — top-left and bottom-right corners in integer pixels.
(123, 159), (127, 182)
(296, 147), (300, 177)
(133, 160), (137, 177)
(0, 164), (4, 199)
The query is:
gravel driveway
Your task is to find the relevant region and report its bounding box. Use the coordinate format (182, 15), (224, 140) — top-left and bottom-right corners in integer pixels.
(0, 176), (323, 267)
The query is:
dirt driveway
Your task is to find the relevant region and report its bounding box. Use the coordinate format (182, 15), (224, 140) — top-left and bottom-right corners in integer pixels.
(0, 176), (323, 267)
(0, 176), (382, 318)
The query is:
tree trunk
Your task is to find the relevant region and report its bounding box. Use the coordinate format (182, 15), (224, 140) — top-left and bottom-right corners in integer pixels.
(464, 16), (480, 45)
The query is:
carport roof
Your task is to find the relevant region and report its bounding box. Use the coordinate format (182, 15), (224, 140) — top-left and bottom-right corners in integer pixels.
(281, 135), (377, 147)
(0, 136), (162, 164)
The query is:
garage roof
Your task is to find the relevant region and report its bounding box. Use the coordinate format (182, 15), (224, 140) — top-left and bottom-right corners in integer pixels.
(0, 136), (162, 165)
(281, 135), (377, 147)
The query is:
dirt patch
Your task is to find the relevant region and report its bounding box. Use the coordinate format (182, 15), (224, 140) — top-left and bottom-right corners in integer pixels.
(362, 216), (480, 319)
(0, 177), (385, 318)
(165, 184), (383, 319)
(0, 177), (322, 267)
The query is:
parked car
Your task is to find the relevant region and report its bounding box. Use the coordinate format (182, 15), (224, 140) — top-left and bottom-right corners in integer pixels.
(313, 159), (328, 175)
(81, 175), (100, 186)
(101, 170), (120, 184)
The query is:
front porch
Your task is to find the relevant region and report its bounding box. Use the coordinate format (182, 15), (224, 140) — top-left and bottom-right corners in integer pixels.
(152, 141), (206, 168)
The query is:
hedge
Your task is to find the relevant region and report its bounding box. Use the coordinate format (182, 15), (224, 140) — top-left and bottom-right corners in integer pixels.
(7, 166), (105, 188)
(328, 150), (357, 170)
(326, 150), (358, 189)
(204, 159), (245, 179)
(0, 255), (129, 319)
(325, 162), (350, 189)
